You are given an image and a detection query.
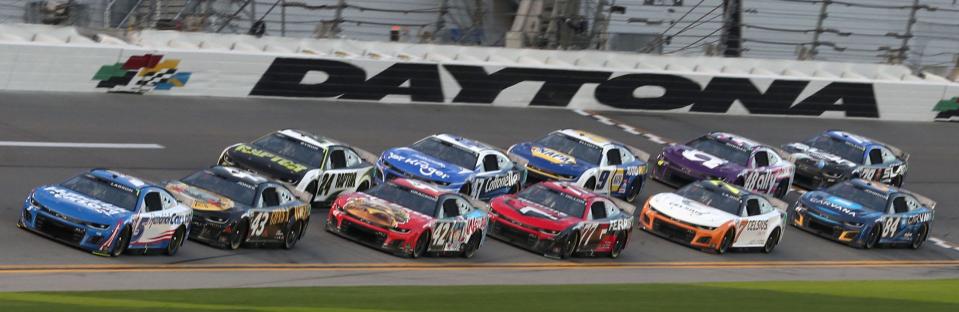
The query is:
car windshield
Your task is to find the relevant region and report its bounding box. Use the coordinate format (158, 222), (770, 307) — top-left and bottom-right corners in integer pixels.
(251, 133), (325, 168)
(686, 136), (751, 166)
(804, 135), (865, 164)
(534, 133), (603, 165)
(826, 182), (888, 212)
(365, 182), (439, 216)
(181, 170), (257, 206)
(410, 137), (478, 170)
(517, 184), (587, 218)
(61, 175), (138, 211)
(676, 183), (742, 216)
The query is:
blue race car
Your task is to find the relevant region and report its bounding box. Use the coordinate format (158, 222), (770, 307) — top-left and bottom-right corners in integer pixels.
(793, 179), (935, 249)
(18, 169), (192, 256)
(782, 130), (909, 189)
(376, 134), (526, 201)
(508, 129), (649, 202)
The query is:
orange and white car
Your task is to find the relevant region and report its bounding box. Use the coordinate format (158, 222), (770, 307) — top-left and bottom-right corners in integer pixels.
(639, 180), (787, 254)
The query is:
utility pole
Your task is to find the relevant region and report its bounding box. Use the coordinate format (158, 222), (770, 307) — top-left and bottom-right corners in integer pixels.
(588, 0), (607, 49)
(434, 0), (449, 41)
(808, 0), (830, 60)
(719, 0), (742, 57)
(332, 0), (346, 37)
(895, 0), (920, 64)
(280, 0), (286, 36)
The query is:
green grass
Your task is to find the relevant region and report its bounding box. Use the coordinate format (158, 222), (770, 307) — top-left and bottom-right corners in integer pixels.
(1, 279), (957, 312)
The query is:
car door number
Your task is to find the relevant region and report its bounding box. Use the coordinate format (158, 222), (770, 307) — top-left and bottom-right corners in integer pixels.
(682, 150), (727, 169)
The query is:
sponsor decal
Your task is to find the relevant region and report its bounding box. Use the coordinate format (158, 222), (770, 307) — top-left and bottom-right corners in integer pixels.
(471, 171), (521, 197)
(681, 149), (728, 169)
(743, 170), (776, 193)
(44, 186), (127, 216)
(933, 97), (959, 121)
(93, 54), (191, 93)
(317, 171), (358, 196)
(343, 197), (410, 228)
(234, 145), (309, 173)
(811, 197), (859, 217)
(250, 58), (880, 118)
(431, 217), (487, 251)
(386, 152), (450, 179)
(531, 146), (576, 165)
(858, 165), (906, 184)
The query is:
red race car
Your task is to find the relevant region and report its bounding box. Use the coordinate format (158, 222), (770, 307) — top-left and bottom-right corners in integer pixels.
(326, 178), (490, 258)
(488, 181), (635, 258)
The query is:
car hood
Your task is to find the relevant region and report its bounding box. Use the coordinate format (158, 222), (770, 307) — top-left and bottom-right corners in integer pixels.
(164, 181), (243, 212)
(33, 185), (131, 225)
(509, 142), (593, 178)
(801, 191), (882, 221)
(782, 142), (859, 169)
(380, 148), (473, 184)
(342, 193), (430, 229)
(224, 144), (313, 183)
(648, 193), (737, 228)
(660, 144), (745, 180)
(490, 196), (581, 232)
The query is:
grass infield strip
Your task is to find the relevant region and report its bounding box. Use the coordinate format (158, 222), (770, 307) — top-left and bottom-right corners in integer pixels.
(1, 279), (957, 311)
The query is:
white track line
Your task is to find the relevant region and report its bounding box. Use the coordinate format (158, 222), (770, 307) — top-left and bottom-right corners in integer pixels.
(0, 141), (164, 149)
(929, 238), (959, 252)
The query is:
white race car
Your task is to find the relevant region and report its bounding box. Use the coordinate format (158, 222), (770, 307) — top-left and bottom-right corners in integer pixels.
(639, 180), (787, 254)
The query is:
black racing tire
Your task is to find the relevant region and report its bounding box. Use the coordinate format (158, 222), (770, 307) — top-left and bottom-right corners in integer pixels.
(459, 184), (472, 197)
(762, 228), (781, 254)
(609, 234), (628, 259)
(560, 232), (579, 259)
(228, 220), (249, 250)
(864, 223), (882, 249)
(910, 223), (929, 249)
(165, 226), (186, 256)
(775, 180), (789, 199)
(411, 231), (431, 258)
(356, 181), (371, 192)
(110, 226), (131, 257)
(283, 221), (303, 250)
(625, 178), (643, 203)
(461, 232), (482, 259)
(584, 178), (596, 191)
(717, 229), (735, 254)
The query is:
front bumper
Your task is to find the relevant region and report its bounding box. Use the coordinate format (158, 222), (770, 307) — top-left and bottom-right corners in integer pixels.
(326, 207), (416, 257)
(792, 209), (864, 246)
(20, 201), (117, 255)
(487, 214), (565, 257)
(792, 163), (845, 190)
(188, 213), (235, 248)
(639, 206), (724, 250)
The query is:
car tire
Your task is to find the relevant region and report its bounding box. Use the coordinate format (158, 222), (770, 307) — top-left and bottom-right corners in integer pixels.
(609, 234), (627, 259)
(775, 180), (789, 199)
(864, 223), (882, 249)
(283, 221), (303, 250)
(411, 231), (431, 258)
(761, 228), (781, 254)
(910, 223), (929, 249)
(166, 226), (186, 256)
(625, 179), (643, 203)
(228, 220), (249, 250)
(459, 184), (472, 197)
(461, 232), (482, 259)
(110, 226), (131, 257)
(356, 181), (370, 192)
(717, 229), (735, 254)
(560, 232), (579, 259)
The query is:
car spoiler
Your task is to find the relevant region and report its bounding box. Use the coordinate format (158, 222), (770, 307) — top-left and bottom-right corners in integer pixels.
(609, 197), (638, 216)
(905, 190), (937, 210)
(873, 139), (910, 162)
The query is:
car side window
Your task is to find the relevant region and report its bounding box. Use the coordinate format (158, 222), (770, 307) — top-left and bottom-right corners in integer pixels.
(496, 154), (512, 170)
(160, 191), (177, 210)
(261, 187), (281, 207)
(758, 197), (774, 214)
(589, 201), (607, 220)
(867, 148), (883, 165)
(439, 196), (470, 218)
(880, 147), (897, 164)
(603, 200), (619, 218)
(606, 148), (622, 166)
(277, 187), (297, 205)
(343, 148), (362, 167)
(329, 149), (347, 169)
(143, 192), (163, 213)
(891, 196), (908, 214)
(482, 154), (500, 172)
(753, 151), (770, 168)
(745, 198), (762, 217)
(619, 148), (636, 163)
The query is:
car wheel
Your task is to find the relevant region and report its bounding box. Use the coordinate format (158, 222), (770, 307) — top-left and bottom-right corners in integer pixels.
(461, 232), (482, 259)
(910, 223), (929, 249)
(411, 231), (431, 258)
(584, 178), (596, 191)
(459, 184), (472, 197)
(762, 228), (781, 254)
(356, 181), (370, 192)
(717, 229), (735, 254)
(110, 226), (131, 257)
(609, 234), (627, 259)
(775, 181), (789, 199)
(560, 232), (579, 259)
(228, 220), (249, 250)
(864, 223), (882, 249)
(283, 221), (303, 249)
(166, 227), (185, 256)
(625, 179), (643, 203)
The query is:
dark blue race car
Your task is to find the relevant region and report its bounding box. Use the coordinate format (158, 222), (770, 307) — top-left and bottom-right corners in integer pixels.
(793, 179), (935, 249)
(19, 169), (193, 257)
(782, 130), (908, 189)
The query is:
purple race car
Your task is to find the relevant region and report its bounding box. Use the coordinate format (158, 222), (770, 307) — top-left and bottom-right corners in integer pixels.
(651, 132), (795, 198)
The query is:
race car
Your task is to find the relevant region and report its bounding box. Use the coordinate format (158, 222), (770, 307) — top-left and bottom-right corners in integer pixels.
(488, 181), (634, 258)
(507, 129), (649, 202)
(652, 132), (795, 198)
(165, 166), (310, 250)
(781, 130), (908, 189)
(327, 178), (490, 258)
(218, 129), (376, 206)
(792, 179), (934, 249)
(375, 134), (525, 201)
(639, 180), (787, 254)
(18, 169), (191, 257)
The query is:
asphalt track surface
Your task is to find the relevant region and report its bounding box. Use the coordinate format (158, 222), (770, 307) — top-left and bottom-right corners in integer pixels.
(1, 92), (958, 291)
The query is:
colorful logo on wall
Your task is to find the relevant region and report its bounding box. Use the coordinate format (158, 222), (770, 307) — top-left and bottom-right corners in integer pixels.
(92, 54), (191, 93)
(933, 97), (959, 121)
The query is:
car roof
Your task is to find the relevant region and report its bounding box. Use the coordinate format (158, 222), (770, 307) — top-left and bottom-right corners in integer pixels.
(209, 166), (271, 187)
(843, 179), (897, 197)
(707, 132), (764, 151)
(88, 169), (152, 192)
(822, 130), (879, 149)
(276, 129), (339, 149)
(431, 134), (500, 154)
(541, 181), (600, 201)
(554, 129), (621, 148)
